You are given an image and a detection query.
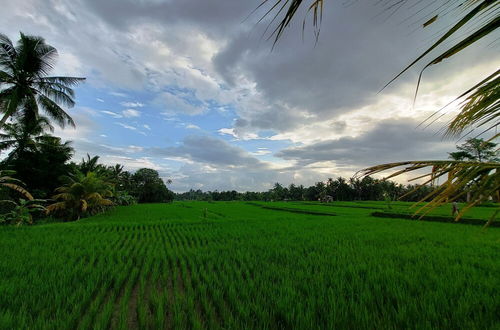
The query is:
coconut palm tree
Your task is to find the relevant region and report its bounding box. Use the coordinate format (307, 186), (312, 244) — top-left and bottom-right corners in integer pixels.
(257, 0), (499, 225)
(0, 32), (85, 129)
(0, 116), (54, 160)
(78, 154), (104, 175)
(47, 171), (114, 221)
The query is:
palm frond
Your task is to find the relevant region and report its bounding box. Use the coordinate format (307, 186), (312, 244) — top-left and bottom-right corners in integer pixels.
(35, 84), (76, 108)
(0, 183), (34, 200)
(0, 33), (17, 69)
(36, 94), (75, 128)
(38, 76), (85, 87)
(359, 160), (500, 226)
(445, 71), (500, 137)
(46, 202), (67, 213)
(381, 0), (497, 91)
(258, 0), (324, 47)
(0, 69), (13, 82)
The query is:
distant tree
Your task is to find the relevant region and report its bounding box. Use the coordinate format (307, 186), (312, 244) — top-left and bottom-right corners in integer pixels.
(288, 184), (305, 200)
(0, 32), (85, 129)
(131, 168), (174, 203)
(449, 138), (498, 162)
(326, 177), (353, 201)
(305, 181), (326, 201)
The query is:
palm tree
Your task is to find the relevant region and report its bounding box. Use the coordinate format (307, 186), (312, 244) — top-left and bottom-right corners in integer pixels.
(47, 171), (114, 220)
(79, 154), (104, 175)
(0, 32), (85, 129)
(0, 116), (54, 160)
(257, 0), (499, 225)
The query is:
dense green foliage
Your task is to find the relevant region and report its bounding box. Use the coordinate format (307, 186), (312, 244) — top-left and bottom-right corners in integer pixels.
(47, 171), (114, 220)
(130, 168), (174, 203)
(176, 177), (437, 202)
(449, 138), (499, 162)
(0, 201), (498, 328)
(1, 134), (74, 199)
(0, 199), (46, 226)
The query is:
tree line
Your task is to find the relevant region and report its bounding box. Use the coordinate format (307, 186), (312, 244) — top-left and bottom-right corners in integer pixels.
(176, 138), (498, 203)
(175, 177), (436, 203)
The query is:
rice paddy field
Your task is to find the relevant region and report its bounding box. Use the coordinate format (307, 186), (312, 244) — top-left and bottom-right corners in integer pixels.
(0, 201), (499, 329)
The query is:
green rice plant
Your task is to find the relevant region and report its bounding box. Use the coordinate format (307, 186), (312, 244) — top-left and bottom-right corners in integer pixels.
(0, 201), (498, 328)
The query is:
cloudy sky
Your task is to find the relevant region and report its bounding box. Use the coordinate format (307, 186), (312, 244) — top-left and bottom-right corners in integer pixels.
(1, 0), (498, 191)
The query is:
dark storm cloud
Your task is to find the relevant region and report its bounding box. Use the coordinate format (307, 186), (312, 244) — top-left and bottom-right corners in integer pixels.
(150, 135), (265, 168)
(277, 119), (455, 167)
(212, 1), (497, 132)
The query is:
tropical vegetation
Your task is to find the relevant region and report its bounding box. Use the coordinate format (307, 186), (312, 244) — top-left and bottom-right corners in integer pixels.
(0, 33), (175, 224)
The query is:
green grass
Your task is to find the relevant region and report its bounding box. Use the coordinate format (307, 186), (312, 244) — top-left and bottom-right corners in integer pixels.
(0, 201), (499, 329)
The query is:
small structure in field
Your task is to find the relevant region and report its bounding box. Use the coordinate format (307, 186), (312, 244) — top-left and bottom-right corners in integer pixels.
(319, 195), (334, 203)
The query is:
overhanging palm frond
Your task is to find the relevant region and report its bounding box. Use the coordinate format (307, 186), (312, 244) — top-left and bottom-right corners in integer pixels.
(445, 71), (500, 138)
(358, 160), (500, 226)
(258, 0), (324, 47)
(381, 0), (498, 91)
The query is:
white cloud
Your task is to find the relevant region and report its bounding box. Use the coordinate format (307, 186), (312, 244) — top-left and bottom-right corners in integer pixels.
(120, 101), (144, 108)
(116, 122), (147, 135)
(218, 128), (237, 137)
(122, 109), (141, 118)
(186, 124), (200, 130)
(251, 148), (272, 156)
(143, 124), (151, 130)
(109, 92), (128, 98)
(99, 155), (164, 171)
(101, 110), (123, 118)
(218, 127), (259, 140)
